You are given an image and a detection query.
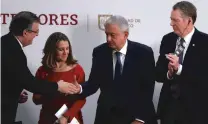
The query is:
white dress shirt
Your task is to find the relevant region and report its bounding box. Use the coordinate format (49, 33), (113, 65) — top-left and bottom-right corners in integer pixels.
(80, 40), (144, 123)
(15, 36), (23, 49)
(112, 41), (144, 123)
(167, 28), (195, 79)
(112, 40), (127, 77)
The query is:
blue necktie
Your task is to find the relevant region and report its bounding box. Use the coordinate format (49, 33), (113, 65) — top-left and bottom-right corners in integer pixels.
(114, 52), (122, 82)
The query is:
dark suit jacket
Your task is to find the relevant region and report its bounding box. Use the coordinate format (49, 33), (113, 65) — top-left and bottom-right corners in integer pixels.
(1, 33), (58, 124)
(156, 29), (208, 124)
(81, 40), (157, 124)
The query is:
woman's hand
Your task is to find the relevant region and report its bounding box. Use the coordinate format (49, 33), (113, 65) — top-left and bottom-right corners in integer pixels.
(59, 116), (68, 124)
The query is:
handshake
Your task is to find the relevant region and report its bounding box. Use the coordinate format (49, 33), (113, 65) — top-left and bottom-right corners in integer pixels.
(57, 76), (81, 95)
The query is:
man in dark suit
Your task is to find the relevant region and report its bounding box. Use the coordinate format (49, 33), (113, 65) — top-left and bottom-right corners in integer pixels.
(1, 11), (79, 124)
(13, 91), (28, 124)
(156, 1), (208, 124)
(73, 15), (157, 124)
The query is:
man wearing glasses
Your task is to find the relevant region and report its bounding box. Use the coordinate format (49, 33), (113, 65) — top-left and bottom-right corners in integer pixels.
(1, 11), (79, 124)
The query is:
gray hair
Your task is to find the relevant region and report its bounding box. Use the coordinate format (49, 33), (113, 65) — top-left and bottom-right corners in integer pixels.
(173, 1), (197, 24)
(104, 15), (129, 32)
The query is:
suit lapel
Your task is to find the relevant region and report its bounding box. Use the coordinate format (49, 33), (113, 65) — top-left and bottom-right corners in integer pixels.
(169, 35), (178, 54)
(122, 41), (132, 78)
(182, 29), (198, 66)
(105, 46), (114, 81)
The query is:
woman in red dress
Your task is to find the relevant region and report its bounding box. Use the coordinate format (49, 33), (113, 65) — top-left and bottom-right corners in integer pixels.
(33, 32), (86, 124)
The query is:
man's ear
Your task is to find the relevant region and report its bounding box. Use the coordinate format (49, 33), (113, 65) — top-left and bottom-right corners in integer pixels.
(188, 17), (192, 24)
(22, 29), (27, 37)
(124, 31), (129, 38)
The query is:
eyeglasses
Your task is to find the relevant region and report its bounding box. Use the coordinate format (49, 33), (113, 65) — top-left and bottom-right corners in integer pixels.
(27, 29), (39, 34)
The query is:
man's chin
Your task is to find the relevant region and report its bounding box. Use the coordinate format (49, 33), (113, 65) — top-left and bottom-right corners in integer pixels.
(28, 42), (33, 46)
(173, 31), (180, 36)
(108, 44), (115, 49)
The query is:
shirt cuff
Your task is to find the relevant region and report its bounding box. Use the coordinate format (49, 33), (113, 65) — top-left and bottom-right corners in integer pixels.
(176, 64), (182, 75)
(135, 118), (145, 123)
(79, 85), (82, 94)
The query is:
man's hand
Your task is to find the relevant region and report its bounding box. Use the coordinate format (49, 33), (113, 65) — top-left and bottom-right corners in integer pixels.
(57, 80), (79, 94)
(18, 91), (28, 103)
(131, 120), (144, 124)
(168, 63), (175, 78)
(59, 116), (68, 124)
(166, 53), (179, 71)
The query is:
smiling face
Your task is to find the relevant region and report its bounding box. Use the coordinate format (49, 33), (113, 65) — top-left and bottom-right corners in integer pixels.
(55, 40), (70, 62)
(22, 22), (39, 47)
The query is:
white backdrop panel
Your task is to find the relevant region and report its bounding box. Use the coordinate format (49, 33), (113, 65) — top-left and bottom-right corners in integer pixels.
(1, 0), (207, 124)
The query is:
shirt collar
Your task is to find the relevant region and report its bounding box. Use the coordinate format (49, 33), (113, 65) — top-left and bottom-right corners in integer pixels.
(182, 27), (195, 43)
(14, 35), (23, 49)
(113, 40), (128, 55)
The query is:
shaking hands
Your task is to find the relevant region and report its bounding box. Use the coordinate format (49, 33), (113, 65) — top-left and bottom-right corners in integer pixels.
(57, 76), (81, 94)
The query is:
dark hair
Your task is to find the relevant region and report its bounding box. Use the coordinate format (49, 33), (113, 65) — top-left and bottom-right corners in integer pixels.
(173, 1), (197, 24)
(9, 11), (40, 36)
(42, 32), (77, 69)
